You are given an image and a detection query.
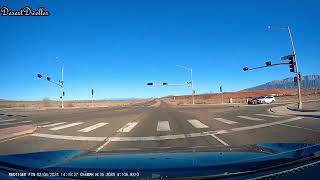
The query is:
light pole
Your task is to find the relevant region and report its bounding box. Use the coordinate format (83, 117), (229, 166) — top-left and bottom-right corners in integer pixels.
(56, 57), (64, 108)
(176, 65), (195, 105)
(267, 26), (302, 109)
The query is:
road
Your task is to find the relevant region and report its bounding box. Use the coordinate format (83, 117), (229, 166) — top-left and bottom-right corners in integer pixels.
(0, 100), (320, 155)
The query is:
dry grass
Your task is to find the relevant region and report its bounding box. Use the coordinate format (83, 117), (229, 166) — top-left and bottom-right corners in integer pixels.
(163, 89), (320, 105)
(0, 99), (148, 109)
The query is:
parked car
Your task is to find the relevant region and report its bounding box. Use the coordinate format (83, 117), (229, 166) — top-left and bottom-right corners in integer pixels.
(248, 97), (260, 105)
(257, 96), (276, 104)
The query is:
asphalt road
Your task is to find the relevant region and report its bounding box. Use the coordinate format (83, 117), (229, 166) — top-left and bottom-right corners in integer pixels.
(0, 100), (319, 155)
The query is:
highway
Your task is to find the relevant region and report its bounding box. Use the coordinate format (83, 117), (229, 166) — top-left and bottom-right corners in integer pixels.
(0, 100), (320, 155)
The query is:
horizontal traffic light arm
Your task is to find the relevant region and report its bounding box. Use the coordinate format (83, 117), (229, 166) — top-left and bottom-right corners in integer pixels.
(243, 62), (289, 71)
(37, 74), (63, 87)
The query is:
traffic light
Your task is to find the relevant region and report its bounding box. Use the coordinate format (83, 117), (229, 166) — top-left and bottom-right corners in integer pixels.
(163, 83), (168, 85)
(147, 83), (153, 86)
(63, 91), (65, 96)
(46, 77), (51, 81)
(37, 74), (42, 78)
(265, 61), (272, 66)
(294, 73), (301, 83)
(288, 56), (295, 72)
(243, 67), (248, 71)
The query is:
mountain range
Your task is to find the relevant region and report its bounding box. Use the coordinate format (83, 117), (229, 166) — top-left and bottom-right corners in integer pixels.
(245, 75), (320, 90)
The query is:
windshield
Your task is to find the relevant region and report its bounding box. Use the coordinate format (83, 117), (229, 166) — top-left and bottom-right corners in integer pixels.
(1, 0), (320, 179)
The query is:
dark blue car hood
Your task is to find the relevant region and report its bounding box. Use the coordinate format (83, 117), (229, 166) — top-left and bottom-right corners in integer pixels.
(0, 143), (320, 179)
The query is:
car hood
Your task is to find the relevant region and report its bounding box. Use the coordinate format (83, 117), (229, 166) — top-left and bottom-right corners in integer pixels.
(1, 143), (320, 179)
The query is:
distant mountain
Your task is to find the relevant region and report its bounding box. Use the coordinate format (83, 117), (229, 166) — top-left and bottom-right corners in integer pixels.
(245, 75), (320, 90)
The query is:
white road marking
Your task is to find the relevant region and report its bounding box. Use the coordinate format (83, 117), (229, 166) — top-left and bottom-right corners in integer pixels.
(50, 122), (83, 131)
(95, 138), (112, 152)
(210, 134), (229, 146)
(39, 122), (66, 128)
(35, 122), (51, 126)
(0, 119), (17, 122)
(214, 118), (237, 125)
(117, 122), (138, 132)
(0, 121), (31, 126)
(237, 116), (264, 121)
(187, 119), (209, 128)
(157, 121), (170, 131)
(78, 123), (109, 133)
(280, 123), (320, 132)
(30, 117), (305, 142)
(255, 114), (281, 118)
(232, 117), (304, 132)
(31, 133), (105, 141)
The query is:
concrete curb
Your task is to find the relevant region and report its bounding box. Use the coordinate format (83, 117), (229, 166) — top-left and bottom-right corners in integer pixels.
(0, 125), (37, 141)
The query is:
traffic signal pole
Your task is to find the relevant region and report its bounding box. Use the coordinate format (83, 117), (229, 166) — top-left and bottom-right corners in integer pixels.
(287, 26), (302, 109)
(61, 63), (64, 108)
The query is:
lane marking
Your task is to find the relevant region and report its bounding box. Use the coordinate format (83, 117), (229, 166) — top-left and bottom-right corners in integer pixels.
(50, 122), (83, 131)
(95, 138), (112, 152)
(31, 133), (105, 141)
(78, 123), (109, 133)
(39, 122), (66, 128)
(157, 121), (170, 131)
(232, 117), (303, 132)
(255, 114), (281, 118)
(214, 118), (237, 125)
(237, 116), (264, 121)
(0, 119), (17, 122)
(280, 123), (320, 133)
(0, 121), (31, 126)
(117, 122), (138, 133)
(35, 122), (51, 126)
(210, 134), (229, 146)
(187, 119), (209, 128)
(30, 117), (305, 142)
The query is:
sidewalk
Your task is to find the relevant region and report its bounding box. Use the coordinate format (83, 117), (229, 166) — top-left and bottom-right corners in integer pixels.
(0, 125), (37, 141)
(270, 104), (320, 117)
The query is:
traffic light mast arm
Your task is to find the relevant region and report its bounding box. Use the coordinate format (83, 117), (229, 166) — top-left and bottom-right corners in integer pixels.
(48, 79), (63, 88)
(244, 62), (289, 71)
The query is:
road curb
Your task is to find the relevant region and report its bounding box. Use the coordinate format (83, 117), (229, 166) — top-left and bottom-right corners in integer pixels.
(0, 125), (37, 141)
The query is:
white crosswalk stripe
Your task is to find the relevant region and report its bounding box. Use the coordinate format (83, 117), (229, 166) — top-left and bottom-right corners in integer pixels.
(0, 121), (32, 126)
(187, 119), (209, 128)
(35, 122), (51, 126)
(117, 122), (138, 132)
(0, 119), (17, 122)
(40, 122), (66, 128)
(157, 121), (170, 131)
(254, 114), (281, 118)
(237, 116), (264, 121)
(78, 123), (109, 133)
(214, 118), (237, 125)
(50, 122), (83, 131)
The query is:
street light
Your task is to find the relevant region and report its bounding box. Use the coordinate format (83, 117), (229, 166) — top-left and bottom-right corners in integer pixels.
(176, 65), (195, 105)
(267, 25), (302, 109)
(55, 57), (64, 108)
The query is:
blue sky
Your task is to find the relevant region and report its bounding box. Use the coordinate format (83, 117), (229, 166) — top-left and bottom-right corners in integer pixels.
(1, 0), (319, 100)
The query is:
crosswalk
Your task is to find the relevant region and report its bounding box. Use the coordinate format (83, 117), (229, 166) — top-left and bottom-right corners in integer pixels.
(1, 113), (285, 134)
